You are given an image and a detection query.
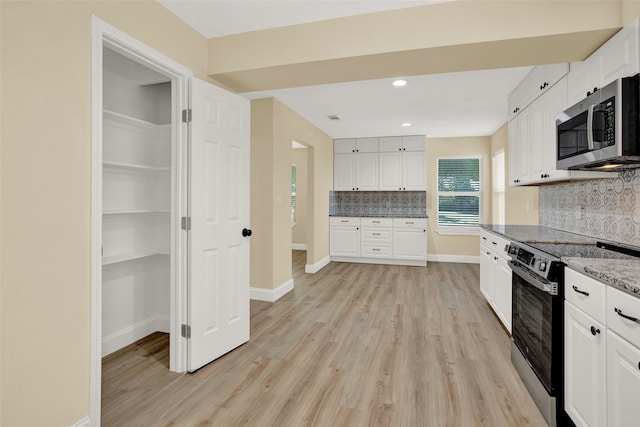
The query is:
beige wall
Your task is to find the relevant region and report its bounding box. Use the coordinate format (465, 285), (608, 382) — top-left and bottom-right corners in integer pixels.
(427, 137), (492, 258)
(250, 98), (332, 290)
(207, 0), (622, 91)
(490, 124), (539, 225)
(292, 148), (308, 246)
(0, 1), (210, 425)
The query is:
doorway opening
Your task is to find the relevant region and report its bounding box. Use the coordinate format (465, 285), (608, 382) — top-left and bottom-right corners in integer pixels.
(91, 17), (191, 424)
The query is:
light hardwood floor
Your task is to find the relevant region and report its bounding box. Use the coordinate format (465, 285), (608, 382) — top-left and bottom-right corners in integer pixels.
(102, 251), (547, 426)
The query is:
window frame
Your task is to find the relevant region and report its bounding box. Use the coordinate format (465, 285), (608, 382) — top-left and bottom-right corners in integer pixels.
(492, 149), (505, 226)
(436, 155), (482, 236)
(291, 164), (297, 226)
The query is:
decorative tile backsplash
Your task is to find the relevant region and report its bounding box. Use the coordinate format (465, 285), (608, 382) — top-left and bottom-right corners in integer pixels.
(539, 169), (640, 246)
(329, 191), (427, 218)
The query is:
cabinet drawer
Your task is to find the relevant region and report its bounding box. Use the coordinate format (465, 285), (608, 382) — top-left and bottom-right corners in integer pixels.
(565, 268), (606, 323)
(607, 286), (640, 349)
(361, 242), (393, 258)
(330, 217), (360, 226)
(392, 218), (427, 229)
(361, 228), (392, 242)
(480, 230), (511, 258)
(361, 218), (392, 227)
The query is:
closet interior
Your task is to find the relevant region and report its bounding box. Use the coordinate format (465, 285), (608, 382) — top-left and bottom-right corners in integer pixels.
(102, 47), (173, 356)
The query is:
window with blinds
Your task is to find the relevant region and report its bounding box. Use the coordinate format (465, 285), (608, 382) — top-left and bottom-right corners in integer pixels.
(291, 165), (297, 225)
(492, 150), (505, 226)
(437, 156), (481, 234)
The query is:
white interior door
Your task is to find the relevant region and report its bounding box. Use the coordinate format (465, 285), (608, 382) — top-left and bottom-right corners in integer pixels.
(188, 78), (250, 372)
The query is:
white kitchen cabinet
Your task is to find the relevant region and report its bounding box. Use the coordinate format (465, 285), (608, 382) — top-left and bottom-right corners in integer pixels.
(392, 218), (427, 261)
(563, 269), (640, 427)
(508, 63), (569, 121)
(330, 217), (426, 266)
(360, 218), (393, 259)
(606, 330), (640, 427)
(479, 229), (512, 333)
(564, 301), (607, 427)
(329, 217), (361, 257)
(334, 138), (379, 191)
(508, 77), (615, 186)
(568, 18), (639, 106)
(378, 136), (426, 191)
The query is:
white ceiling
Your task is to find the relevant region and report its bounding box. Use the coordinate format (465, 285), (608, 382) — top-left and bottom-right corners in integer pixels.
(158, 0), (533, 139)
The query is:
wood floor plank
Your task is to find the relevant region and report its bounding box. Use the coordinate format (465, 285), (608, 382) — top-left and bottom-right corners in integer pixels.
(102, 252), (547, 426)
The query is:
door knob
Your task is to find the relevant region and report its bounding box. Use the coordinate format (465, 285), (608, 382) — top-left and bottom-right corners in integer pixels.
(590, 326), (600, 336)
(242, 228), (253, 237)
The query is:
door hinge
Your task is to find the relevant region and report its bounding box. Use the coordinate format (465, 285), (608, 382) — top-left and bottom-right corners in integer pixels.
(181, 216), (191, 231)
(182, 108), (192, 123)
(181, 324), (191, 339)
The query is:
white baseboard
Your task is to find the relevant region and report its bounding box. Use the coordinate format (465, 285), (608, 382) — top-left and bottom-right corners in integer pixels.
(102, 315), (170, 357)
(305, 255), (331, 273)
(292, 243), (308, 250)
(250, 278), (294, 302)
(71, 416), (91, 427)
(426, 254), (480, 264)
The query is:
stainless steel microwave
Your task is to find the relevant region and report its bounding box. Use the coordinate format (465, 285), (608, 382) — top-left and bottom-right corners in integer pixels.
(556, 74), (640, 171)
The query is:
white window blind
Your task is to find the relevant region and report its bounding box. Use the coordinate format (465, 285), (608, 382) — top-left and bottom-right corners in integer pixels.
(291, 165), (297, 225)
(492, 150), (505, 225)
(437, 157), (481, 234)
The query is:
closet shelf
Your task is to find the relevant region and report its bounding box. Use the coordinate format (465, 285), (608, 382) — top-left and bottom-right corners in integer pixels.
(102, 249), (170, 266)
(103, 109), (171, 129)
(103, 209), (170, 215)
(103, 161), (170, 173)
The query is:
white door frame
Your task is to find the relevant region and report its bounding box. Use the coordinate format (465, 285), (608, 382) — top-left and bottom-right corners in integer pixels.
(90, 16), (192, 425)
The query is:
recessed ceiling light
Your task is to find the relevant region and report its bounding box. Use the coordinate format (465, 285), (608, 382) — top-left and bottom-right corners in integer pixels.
(402, 122), (412, 127)
(392, 79), (407, 87)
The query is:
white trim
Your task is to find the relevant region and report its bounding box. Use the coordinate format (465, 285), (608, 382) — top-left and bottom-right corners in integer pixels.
(292, 243), (308, 250)
(91, 16), (193, 426)
(250, 279), (294, 302)
(305, 255), (331, 273)
(71, 416), (91, 427)
(102, 315), (170, 357)
(330, 256), (426, 267)
(426, 254), (480, 264)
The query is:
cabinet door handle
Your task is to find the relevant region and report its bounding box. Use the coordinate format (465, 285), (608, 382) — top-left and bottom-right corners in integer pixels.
(372, 233), (380, 236)
(340, 220), (349, 223)
(572, 285), (589, 297)
(590, 326), (600, 336)
(615, 307), (640, 324)
(406, 222), (414, 225)
(372, 248), (381, 251)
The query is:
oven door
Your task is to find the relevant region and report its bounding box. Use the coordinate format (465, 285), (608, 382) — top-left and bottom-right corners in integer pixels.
(510, 261), (561, 395)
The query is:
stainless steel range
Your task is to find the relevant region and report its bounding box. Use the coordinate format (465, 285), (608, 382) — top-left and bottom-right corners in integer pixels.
(507, 241), (567, 427)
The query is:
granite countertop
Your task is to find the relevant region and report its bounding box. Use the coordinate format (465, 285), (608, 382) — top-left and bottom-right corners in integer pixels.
(480, 224), (598, 245)
(480, 224), (640, 299)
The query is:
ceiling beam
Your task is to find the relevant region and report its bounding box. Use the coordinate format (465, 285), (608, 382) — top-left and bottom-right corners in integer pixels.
(207, 0), (624, 92)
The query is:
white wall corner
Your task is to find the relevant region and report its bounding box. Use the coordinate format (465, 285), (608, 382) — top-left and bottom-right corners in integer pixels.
(250, 278), (294, 302)
(71, 416), (91, 427)
(426, 254), (480, 264)
(292, 243), (308, 250)
(305, 255), (331, 274)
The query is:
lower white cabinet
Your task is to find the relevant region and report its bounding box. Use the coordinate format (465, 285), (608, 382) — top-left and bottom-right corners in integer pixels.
(393, 218), (426, 260)
(606, 330), (640, 427)
(329, 217), (360, 257)
(564, 301), (607, 427)
(479, 229), (512, 333)
(330, 217), (426, 266)
(564, 269), (640, 427)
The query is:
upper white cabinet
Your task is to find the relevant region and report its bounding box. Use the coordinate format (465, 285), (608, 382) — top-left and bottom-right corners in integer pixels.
(508, 63), (569, 121)
(378, 136), (426, 191)
(508, 75), (615, 186)
(334, 138), (379, 191)
(568, 18), (640, 106)
(335, 135), (425, 191)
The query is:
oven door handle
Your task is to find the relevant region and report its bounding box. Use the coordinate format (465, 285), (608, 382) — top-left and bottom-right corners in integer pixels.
(509, 260), (558, 296)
